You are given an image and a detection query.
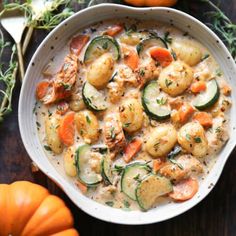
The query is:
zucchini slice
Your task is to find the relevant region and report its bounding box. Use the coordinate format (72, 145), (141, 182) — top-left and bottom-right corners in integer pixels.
(137, 37), (167, 57)
(82, 82), (108, 111)
(101, 154), (113, 185)
(84, 35), (120, 63)
(121, 162), (151, 200)
(136, 174), (173, 211)
(193, 79), (220, 110)
(142, 81), (171, 120)
(76, 144), (102, 185)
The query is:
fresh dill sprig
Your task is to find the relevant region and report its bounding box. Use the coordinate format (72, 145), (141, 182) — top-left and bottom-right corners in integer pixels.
(200, 0), (236, 61)
(0, 30), (18, 122)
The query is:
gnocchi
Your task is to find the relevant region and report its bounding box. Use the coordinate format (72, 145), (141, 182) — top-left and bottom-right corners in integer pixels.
(178, 122), (208, 157)
(158, 60), (193, 97)
(64, 147), (77, 177)
(119, 98), (143, 133)
(145, 124), (177, 157)
(75, 110), (100, 143)
(45, 115), (63, 154)
(86, 53), (114, 89)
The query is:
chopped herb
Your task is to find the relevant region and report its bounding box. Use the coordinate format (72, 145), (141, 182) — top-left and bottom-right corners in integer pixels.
(44, 145), (52, 151)
(165, 79), (173, 87)
(36, 121), (41, 128)
(154, 142), (160, 149)
(171, 50), (177, 60)
(123, 200), (130, 208)
(105, 201), (114, 207)
(102, 41), (109, 50)
(123, 122), (131, 128)
(163, 32), (172, 44)
(169, 159), (184, 170)
(86, 115), (91, 124)
(80, 130), (84, 135)
(112, 165), (124, 175)
(201, 54), (210, 61)
(125, 24), (137, 35)
(33, 102), (38, 114)
(61, 82), (71, 90)
(156, 97), (167, 105)
(167, 145), (182, 159)
(186, 133), (191, 141)
(215, 126), (222, 133)
(139, 69), (145, 77)
(194, 137), (202, 143)
(133, 174), (142, 182)
(216, 68), (222, 77)
(110, 127), (116, 140)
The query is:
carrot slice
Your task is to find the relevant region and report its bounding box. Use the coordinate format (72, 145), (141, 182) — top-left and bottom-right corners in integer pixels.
(70, 35), (90, 55)
(36, 81), (51, 100)
(76, 180), (87, 194)
(123, 138), (142, 163)
(169, 178), (199, 201)
(153, 159), (164, 173)
(149, 47), (173, 67)
(190, 81), (207, 93)
(104, 24), (124, 37)
(123, 46), (139, 71)
(193, 112), (213, 128)
(179, 103), (195, 123)
(58, 112), (75, 146)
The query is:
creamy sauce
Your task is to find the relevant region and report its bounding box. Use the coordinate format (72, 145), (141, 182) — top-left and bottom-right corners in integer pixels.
(35, 18), (231, 211)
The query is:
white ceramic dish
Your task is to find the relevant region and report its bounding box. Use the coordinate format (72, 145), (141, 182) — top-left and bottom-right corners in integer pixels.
(19, 4), (236, 225)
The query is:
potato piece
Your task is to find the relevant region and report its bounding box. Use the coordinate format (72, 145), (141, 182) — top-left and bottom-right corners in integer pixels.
(158, 60), (193, 97)
(75, 110), (100, 143)
(86, 53), (114, 89)
(145, 124), (177, 158)
(172, 38), (202, 66)
(45, 115), (63, 154)
(64, 146), (77, 177)
(120, 98), (143, 133)
(178, 122), (208, 157)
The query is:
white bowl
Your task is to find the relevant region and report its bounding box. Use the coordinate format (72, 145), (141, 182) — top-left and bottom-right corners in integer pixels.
(19, 4), (236, 225)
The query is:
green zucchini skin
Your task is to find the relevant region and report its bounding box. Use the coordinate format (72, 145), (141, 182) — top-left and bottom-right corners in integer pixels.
(121, 162), (151, 200)
(76, 144), (102, 186)
(84, 35), (120, 63)
(193, 79), (220, 110)
(136, 36), (168, 55)
(82, 82), (108, 112)
(101, 154), (113, 185)
(142, 81), (171, 120)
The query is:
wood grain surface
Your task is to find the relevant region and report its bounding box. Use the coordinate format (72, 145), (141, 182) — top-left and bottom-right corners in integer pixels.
(0, 1), (235, 235)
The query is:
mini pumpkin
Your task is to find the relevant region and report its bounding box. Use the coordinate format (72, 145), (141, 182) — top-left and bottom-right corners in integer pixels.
(0, 181), (79, 236)
(124, 0), (177, 7)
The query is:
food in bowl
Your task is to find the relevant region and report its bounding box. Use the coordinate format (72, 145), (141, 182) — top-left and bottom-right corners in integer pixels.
(34, 18), (232, 211)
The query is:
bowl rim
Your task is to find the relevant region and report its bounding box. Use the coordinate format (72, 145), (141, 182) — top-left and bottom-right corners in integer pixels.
(18, 3), (236, 225)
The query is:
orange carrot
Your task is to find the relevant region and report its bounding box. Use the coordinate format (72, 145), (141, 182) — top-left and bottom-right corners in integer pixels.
(153, 159), (164, 173)
(70, 35), (90, 55)
(222, 83), (231, 96)
(169, 178), (199, 201)
(76, 180), (87, 194)
(36, 81), (51, 100)
(149, 47), (173, 67)
(58, 112), (75, 146)
(123, 46), (139, 71)
(179, 103), (195, 123)
(193, 112), (213, 128)
(190, 81), (207, 93)
(56, 101), (69, 115)
(123, 138), (142, 163)
(104, 24), (124, 37)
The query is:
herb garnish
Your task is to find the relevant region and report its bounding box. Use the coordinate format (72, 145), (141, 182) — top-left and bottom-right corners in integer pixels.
(123, 200), (130, 208)
(123, 122), (131, 128)
(44, 145), (52, 151)
(105, 201), (114, 207)
(112, 165), (124, 175)
(201, 54), (210, 61)
(133, 174), (142, 183)
(139, 69), (145, 77)
(86, 115), (91, 124)
(216, 68), (222, 77)
(156, 97), (167, 105)
(163, 32), (172, 44)
(186, 133), (191, 141)
(165, 79), (173, 87)
(194, 137), (202, 143)
(110, 127), (116, 140)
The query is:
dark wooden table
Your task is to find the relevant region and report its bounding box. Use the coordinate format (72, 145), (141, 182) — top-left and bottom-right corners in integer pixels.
(0, 1), (235, 235)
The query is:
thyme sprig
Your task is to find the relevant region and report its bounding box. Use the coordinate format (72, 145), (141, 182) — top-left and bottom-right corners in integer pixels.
(201, 0), (236, 61)
(0, 30), (17, 122)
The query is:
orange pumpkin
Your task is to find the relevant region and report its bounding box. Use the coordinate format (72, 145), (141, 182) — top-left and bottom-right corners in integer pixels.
(124, 0), (177, 7)
(0, 181), (79, 236)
